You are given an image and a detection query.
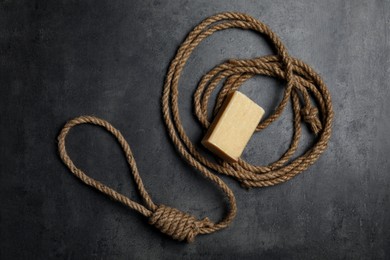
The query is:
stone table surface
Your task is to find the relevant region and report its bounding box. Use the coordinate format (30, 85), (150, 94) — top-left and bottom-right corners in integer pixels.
(1, 0), (389, 259)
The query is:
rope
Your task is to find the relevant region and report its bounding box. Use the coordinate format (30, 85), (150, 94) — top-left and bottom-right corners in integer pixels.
(57, 12), (333, 243)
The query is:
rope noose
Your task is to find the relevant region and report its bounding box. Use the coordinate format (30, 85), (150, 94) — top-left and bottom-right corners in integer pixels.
(57, 12), (333, 242)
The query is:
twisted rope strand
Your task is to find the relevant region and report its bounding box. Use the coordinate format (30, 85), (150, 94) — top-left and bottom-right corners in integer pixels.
(162, 12), (333, 189)
(57, 12), (333, 243)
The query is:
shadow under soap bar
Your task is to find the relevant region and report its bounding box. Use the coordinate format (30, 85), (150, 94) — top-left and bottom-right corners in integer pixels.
(201, 91), (265, 163)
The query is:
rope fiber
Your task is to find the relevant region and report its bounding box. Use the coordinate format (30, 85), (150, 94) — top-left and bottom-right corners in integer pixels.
(57, 12), (333, 243)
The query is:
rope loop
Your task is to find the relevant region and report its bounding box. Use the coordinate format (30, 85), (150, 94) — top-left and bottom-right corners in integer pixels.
(57, 115), (218, 242)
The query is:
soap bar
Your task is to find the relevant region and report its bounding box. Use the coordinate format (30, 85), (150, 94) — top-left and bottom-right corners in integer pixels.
(201, 91), (264, 162)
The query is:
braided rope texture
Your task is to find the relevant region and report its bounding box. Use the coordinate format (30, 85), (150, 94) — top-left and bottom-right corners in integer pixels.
(57, 12), (333, 243)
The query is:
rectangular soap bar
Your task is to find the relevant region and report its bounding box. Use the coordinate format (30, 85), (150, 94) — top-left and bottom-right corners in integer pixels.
(201, 91), (264, 162)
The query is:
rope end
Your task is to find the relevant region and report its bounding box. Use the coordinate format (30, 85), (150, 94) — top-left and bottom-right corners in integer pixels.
(301, 106), (322, 135)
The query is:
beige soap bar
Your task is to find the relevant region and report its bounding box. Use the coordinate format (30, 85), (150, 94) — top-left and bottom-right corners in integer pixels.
(201, 91), (264, 162)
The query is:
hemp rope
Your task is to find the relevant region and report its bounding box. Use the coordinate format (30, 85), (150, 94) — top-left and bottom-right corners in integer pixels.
(57, 12), (333, 243)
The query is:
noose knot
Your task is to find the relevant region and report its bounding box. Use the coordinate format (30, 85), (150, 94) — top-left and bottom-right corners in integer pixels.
(301, 106), (322, 134)
(149, 205), (213, 243)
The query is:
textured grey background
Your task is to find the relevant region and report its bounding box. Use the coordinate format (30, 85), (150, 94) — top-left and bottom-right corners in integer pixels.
(1, 0), (389, 259)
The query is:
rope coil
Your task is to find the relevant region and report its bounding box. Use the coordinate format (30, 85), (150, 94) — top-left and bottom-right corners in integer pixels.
(57, 12), (333, 242)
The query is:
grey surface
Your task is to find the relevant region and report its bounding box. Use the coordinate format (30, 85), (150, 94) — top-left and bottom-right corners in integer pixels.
(1, 0), (389, 259)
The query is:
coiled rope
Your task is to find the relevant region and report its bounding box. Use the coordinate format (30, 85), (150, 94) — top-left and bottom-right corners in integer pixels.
(58, 12), (333, 243)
